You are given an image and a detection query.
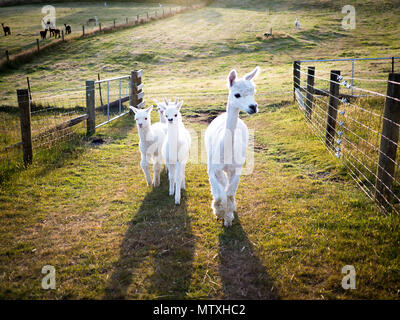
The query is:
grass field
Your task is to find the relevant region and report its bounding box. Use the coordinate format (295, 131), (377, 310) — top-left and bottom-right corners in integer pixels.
(0, 0), (400, 299)
(0, 2), (178, 58)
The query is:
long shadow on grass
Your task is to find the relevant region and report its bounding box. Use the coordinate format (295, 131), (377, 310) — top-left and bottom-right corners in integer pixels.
(218, 214), (279, 299)
(104, 172), (194, 299)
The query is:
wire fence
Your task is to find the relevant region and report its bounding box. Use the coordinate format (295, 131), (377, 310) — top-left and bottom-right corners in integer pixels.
(294, 60), (400, 215)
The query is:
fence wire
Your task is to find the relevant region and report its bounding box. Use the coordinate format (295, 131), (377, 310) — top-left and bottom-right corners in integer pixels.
(295, 63), (400, 215)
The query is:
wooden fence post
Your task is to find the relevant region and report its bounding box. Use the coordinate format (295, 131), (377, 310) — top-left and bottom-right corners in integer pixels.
(293, 61), (300, 101)
(36, 39), (40, 53)
(375, 73), (400, 209)
(86, 80), (95, 135)
(82, 25), (85, 36)
(325, 70), (340, 149)
(26, 76), (32, 103)
(392, 57), (395, 73)
(131, 70), (144, 108)
(17, 89), (33, 165)
(305, 66), (315, 119)
(5, 50), (9, 63)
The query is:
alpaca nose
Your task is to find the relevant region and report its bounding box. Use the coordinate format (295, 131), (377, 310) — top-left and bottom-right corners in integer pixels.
(168, 118), (173, 122)
(249, 104), (258, 113)
(138, 123), (143, 128)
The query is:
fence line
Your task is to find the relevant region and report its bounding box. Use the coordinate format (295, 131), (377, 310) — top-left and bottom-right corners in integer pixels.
(1, 70), (143, 167)
(294, 60), (400, 215)
(0, 4), (199, 70)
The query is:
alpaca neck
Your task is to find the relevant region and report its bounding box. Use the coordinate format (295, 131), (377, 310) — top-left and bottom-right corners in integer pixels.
(138, 124), (151, 141)
(167, 123), (179, 142)
(226, 97), (239, 131)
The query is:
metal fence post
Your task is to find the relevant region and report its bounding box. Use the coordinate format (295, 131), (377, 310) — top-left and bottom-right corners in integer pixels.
(17, 89), (33, 165)
(375, 73), (400, 209)
(293, 61), (300, 101)
(325, 70), (341, 149)
(82, 25), (85, 36)
(305, 66), (315, 119)
(86, 80), (95, 135)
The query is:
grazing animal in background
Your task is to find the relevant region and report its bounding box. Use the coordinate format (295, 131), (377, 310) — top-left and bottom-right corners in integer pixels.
(54, 29), (61, 38)
(64, 24), (71, 34)
(40, 29), (48, 39)
(130, 105), (167, 187)
(205, 67), (260, 227)
(2, 23), (11, 36)
(295, 18), (300, 30)
(49, 28), (55, 37)
(158, 99), (191, 205)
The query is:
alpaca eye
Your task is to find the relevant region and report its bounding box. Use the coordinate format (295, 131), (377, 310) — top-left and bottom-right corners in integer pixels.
(145, 118), (147, 120)
(175, 114), (177, 117)
(234, 93), (241, 98)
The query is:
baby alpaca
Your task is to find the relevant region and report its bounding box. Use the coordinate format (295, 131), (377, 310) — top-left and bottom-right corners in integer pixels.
(205, 67), (260, 227)
(153, 99), (167, 124)
(130, 105), (167, 187)
(158, 99), (191, 205)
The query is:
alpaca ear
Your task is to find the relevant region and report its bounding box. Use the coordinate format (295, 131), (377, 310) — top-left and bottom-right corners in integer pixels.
(228, 69), (237, 87)
(177, 100), (183, 110)
(129, 106), (139, 114)
(146, 105), (153, 113)
(245, 66), (260, 81)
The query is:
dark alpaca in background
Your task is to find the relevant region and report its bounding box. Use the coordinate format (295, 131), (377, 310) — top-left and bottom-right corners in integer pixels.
(2, 23), (11, 36)
(40, 29), (47, 39)
(64, 24), (71, 34)
(54, 29), (61, 38)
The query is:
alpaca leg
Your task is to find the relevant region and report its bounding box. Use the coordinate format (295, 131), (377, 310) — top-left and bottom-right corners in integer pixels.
(168, 164), (176, 196)
(174, 162), (182, 205)
(224, 170), (241, 227)
(153, 159), (162, 187)
(181, 163), (186, 190)
(208, 168), (227, 220)
(140, 158), (152, 186)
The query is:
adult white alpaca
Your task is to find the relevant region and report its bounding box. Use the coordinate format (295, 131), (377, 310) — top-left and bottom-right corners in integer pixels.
(129, 105), (167, 187)
(158, 99), (191, 205)
(205, 67), (260, 227)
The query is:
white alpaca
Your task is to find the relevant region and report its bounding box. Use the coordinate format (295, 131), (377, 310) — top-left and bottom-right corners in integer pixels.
(129, 105), (167, 187)
(205, 67), (260, 227)
(158, 99), (191, 205)
(154, 99), (167, 124)
(295, 18), (300, 30)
